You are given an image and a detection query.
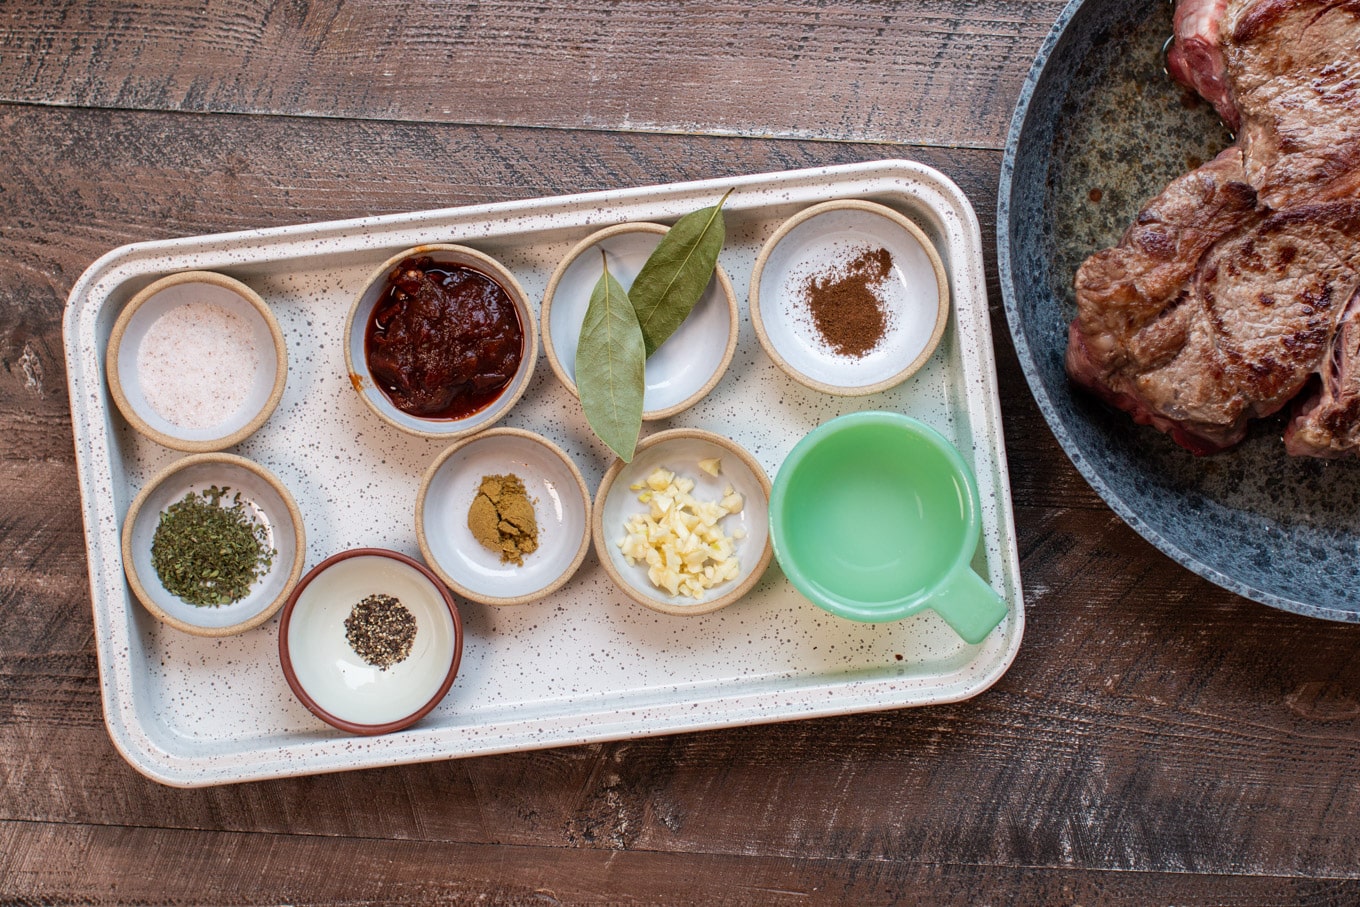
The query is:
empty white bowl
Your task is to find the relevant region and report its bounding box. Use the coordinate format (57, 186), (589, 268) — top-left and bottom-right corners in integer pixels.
(279, 548), (463, 735)
(107, 270), (287, 451)
(750, 199), (949, 395)
(417, 428), (591, 606)
(120, 453), (306, 636)
(592, 429), (772, 616)
(541, 223), (739, 420)
(345, 244), (537, 439)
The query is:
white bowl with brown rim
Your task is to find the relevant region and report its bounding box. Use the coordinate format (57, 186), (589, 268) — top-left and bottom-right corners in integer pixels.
(749, 199), (950, 395)
(278, 548), (463, 735)
(106, 270), (287, 452)
(345, 244), (537, 439)
(120, 453), (306, 637)
(541, 223), (739, 420)
(417, 428), (591, 606)
(592, 428), (772, 616)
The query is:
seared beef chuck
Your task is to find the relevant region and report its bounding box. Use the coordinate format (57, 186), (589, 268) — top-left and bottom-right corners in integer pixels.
(1070, 0), (1360, 456)
(1286, 289), (1360, 455)
(1167, 0), (1238, 129)
(1226, 0), (1360, 209)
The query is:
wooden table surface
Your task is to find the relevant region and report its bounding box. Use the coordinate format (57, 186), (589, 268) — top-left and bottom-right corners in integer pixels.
(5, 1), (1360, 903)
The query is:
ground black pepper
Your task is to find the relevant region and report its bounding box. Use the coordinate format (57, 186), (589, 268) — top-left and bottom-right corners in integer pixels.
(802, 246), (894, 358)
(344, 594), (417, 670)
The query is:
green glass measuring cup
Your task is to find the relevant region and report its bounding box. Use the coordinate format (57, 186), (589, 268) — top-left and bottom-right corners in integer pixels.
(769, 411), (1009, 644)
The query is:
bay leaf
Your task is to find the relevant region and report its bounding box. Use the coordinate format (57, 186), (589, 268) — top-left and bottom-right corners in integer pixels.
(576, 253), (644, 462)
(630, 188), (732, 357)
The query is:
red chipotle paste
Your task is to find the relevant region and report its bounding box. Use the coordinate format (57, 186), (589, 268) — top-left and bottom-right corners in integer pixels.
(365, 256), (524, 419)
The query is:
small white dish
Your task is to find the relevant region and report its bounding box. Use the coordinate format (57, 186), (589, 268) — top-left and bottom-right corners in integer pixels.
(279, 548), (463, 735)
(417, 428), (591, 606)
(750, 199), (949, 395)
(120, 453), (306, 637)
(592, 429), (772, 616)
(345, 244), (537, 439)
(107, 270), (287, 451)
(541, 223), (739, 420)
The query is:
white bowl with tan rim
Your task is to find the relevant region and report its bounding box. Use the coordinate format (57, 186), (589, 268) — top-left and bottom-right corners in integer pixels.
(345, 244), (537, 439)
(592, 428), (772, 616)
(417, 428), (591, 606)
(120, 453), (306, 637)
(749, 199), (950, 395)
(541, 223), (739, 420)
(106, 270), (287, 452)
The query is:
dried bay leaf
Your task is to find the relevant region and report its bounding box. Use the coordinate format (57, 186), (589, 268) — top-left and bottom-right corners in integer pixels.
(630, 188), (732, 357)
(576, 253), (644, 462)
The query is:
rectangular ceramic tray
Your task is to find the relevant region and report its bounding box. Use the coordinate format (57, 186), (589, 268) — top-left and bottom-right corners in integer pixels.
(65, 160), (1025, 787)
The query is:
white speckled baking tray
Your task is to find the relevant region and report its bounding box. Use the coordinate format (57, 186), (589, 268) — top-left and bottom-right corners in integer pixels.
(65, 160), (1024, 787)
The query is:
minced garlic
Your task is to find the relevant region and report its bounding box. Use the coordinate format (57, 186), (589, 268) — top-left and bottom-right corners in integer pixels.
(618, 465), (744, 599)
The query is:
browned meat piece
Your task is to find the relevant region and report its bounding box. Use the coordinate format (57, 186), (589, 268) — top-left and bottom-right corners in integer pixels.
(1166, 0), (1239, 129)
(1069, 150), (1360, 453)
(1068, 148), (1260, 453)
(1226, 0), (1360, 209)
(1286, 289), (1360, 455)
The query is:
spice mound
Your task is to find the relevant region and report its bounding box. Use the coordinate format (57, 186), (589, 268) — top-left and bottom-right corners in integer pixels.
(364, 255), (524, 419)
(617, 465), (745, 599)
(467, 473), (539, 565)
(344, 593), (417, 670)
(802, 246), (895, 358)
(150, 486), (275, 606)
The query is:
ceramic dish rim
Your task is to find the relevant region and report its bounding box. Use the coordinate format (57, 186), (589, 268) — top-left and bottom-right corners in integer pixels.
(276, 547), (465, 735)
(749, 198), (951, 397)
(540, 222), (740, 421)
(106, 270), (288, 452)
(415, 426), (592, 606)
(343, 243), (538, 440)
(591, 427), (774, 616)
(119, 452), (307, 637)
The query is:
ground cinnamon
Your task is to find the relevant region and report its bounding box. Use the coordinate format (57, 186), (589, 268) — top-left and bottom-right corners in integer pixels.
(802, 247), (894, 358)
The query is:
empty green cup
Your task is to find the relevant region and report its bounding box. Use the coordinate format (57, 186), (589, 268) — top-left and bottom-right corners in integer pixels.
(769, 411), (1009, 644)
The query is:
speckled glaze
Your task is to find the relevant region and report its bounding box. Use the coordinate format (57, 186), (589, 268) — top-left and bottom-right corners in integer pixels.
(65, 161), (1023, 786)
(999, 0), (1360, 621)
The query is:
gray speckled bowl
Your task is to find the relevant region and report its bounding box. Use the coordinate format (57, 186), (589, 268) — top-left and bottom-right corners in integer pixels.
(1000, 0), (1360, 622)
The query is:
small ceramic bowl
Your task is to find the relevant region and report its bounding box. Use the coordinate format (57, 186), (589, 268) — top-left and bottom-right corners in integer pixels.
(278, 548), (463, 735)
(417, 428), (591, 606)
(107, 270), (287, 451)
(345, 244), (537, 439)
(750, 199), (950, 395)
(592, 429), (772, 616)
(541, 223), (739, 420)
(120, 453), (306, 636)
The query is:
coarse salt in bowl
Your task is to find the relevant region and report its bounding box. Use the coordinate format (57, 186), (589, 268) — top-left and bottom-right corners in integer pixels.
(106, 270), (287, 452)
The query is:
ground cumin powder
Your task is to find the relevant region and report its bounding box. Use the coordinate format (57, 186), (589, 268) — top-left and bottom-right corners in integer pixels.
(467, 473), (539, 565)
(803, 246), (894, 357)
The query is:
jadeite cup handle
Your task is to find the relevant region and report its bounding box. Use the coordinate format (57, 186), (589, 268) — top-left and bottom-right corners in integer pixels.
(928, 566), (1009, 645)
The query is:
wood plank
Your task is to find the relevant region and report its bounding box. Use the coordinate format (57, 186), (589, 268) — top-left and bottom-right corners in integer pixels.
(2, 819), (1358, 905)
(0, 0), (1066, 148)
(8, 102), (1360, 887)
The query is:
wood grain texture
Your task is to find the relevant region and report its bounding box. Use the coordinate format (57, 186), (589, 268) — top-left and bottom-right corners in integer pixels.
(4, 102), (1360, 904)
(7, 0), (1360, 899)
(7, 820), (1360, 906)
(0, 0), (1064, 148)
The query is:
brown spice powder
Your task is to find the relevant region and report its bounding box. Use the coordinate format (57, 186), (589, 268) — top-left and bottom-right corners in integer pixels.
(467, 473), (539, 566)
(802, 247), (894, 358)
